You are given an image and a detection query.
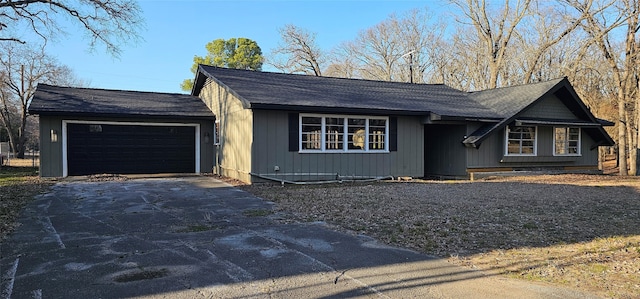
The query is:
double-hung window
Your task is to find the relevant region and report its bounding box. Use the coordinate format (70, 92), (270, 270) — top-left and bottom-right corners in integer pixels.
(505, 125), (537, 155)
(554, 127), (580, 155)
(300, 114), (388, 152)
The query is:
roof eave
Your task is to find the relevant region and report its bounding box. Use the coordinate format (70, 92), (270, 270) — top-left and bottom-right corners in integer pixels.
(29, 110), (216, 121)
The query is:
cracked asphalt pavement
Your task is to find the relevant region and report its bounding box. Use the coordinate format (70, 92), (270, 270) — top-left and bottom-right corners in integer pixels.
(1, 177), (600, 298)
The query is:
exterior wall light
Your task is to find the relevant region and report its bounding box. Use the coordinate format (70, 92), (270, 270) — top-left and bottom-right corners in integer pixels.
(50, 129), (58, 143)
(204, 132), (211, 144)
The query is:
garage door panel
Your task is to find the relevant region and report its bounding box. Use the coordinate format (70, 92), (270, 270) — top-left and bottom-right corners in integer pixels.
(67, 123), (196, 176)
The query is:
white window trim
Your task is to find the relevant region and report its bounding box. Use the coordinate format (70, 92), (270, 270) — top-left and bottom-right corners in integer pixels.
(214, 120), (221, 145)
(61, 120), (201, 177)
(553, 127), (581, 156)
(504, 125), (538, 156)
(299, 113), (389, 153)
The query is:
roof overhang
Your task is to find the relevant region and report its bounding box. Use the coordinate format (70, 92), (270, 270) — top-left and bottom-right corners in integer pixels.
(30, 111), (216, 121)
(423, 112), (501, 124)
(514, 119), (603, 127)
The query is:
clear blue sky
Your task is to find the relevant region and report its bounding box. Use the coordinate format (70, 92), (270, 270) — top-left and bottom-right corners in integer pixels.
(45, 0), (450, 94)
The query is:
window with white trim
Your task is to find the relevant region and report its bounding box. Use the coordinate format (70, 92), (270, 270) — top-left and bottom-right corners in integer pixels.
(300, 114), (388, 152)
(214, 120), (220, 145)
(505, 125), (537, 155)
(554, 127), (580, 155)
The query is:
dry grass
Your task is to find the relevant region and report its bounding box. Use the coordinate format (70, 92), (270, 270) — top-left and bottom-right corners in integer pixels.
(241, 174), (640, 298)
(0, 166), (53, 241)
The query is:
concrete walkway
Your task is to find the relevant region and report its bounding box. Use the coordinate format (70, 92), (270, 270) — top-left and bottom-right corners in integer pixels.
(0, 177), (600, 298)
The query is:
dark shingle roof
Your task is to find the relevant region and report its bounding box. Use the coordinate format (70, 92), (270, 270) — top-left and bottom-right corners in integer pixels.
(194, 66), (502, 118)
(468, 78), (565, 117)
(193, 66), (612, 148)
(29, 84), (214, 119)
(463, 78), (614, 147)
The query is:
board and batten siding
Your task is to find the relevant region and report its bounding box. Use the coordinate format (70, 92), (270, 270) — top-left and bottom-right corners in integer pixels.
(467, 126), (600, 170)
(39, 115), (64, 177)
(251, 111), (423, 181)
(198, 78), (253, 182)
(519, 94), (578, 119)
(424, 124), (467, 177)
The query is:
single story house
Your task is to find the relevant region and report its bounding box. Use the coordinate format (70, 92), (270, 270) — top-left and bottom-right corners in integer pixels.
(28, 66), (614, 182)
(29, 85), (216, 177)
(192, 66), (614, 183)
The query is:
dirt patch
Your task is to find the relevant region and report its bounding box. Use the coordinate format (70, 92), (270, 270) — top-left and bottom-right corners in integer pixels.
(241, 174), (640, 298)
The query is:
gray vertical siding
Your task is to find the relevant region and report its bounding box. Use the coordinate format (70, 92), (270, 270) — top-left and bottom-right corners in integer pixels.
(392, 116), (424, 177)
(424, 124), (467, 177)
(466, 94), (599, 171)
(466, 123), (504, 168)
(467, 124), (600, 169)
(252, 111), (423, 181)
(520, 94), (578, 119)
(38, 116), (64, 177)
(198, 79), (253, 182)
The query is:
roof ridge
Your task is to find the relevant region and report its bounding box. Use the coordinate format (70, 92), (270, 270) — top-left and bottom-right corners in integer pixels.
(199, 65), (450, 87)
(38, 83), (193, 97)
(469, 77), (566, 93)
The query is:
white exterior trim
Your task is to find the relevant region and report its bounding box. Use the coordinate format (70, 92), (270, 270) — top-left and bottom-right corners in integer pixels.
(62, 120), (201, 177)
(552, 126), (582, 156)
(298, 113), (389, 153)
(504, 125), (538, 156)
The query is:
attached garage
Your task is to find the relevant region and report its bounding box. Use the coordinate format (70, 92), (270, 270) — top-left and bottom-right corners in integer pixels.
(29, 84), (216, 177)
(65, 122), (198, 176)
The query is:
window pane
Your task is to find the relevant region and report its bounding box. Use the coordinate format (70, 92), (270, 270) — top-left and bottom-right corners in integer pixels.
(507, 126), (536, 155)
(325, 117), (344, 150)
(302, 117), (322, 150)
(569, 128), (580, 141)
(555, 127), (580, 155)
(368, 119), (386, 150)
(348, 118), (366, 150)
(507, 140), (521, 154)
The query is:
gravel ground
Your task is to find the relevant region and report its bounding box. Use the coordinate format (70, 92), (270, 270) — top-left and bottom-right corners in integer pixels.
(240, 174), (640, 299)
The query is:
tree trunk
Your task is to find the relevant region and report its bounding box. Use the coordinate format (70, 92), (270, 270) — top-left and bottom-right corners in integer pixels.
(619, 90), (629, 175)
(627, 109), (637, 175)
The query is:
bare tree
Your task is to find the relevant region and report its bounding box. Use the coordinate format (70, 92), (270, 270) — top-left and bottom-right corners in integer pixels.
(429, 27), (492, 91)
(450, 0), (533, 89)
(324, 51), (357, 78)
(271, 24), (324, 76)
(507, 3), (587, 84)
(0, 43), (78, 158)
(565, 0), (639, 175)
(0, 0), (143, 56)
(332, 8), (441, 83)
(340, 20), (403, 81)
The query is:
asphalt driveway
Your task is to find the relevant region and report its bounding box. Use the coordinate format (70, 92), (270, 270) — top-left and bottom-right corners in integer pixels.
(1, 177), (600, 298)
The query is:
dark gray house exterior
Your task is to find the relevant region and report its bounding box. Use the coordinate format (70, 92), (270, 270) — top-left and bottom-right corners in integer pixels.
(28, 66), (614, 181)
(192, 66), (614, 183)
(29, 85), (216, 177)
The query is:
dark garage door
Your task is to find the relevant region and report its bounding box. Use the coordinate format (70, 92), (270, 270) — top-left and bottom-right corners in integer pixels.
(67, 123), (196, 176)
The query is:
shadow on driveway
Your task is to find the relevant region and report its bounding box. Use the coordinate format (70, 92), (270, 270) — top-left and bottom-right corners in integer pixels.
(0, 177), (600, 298)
